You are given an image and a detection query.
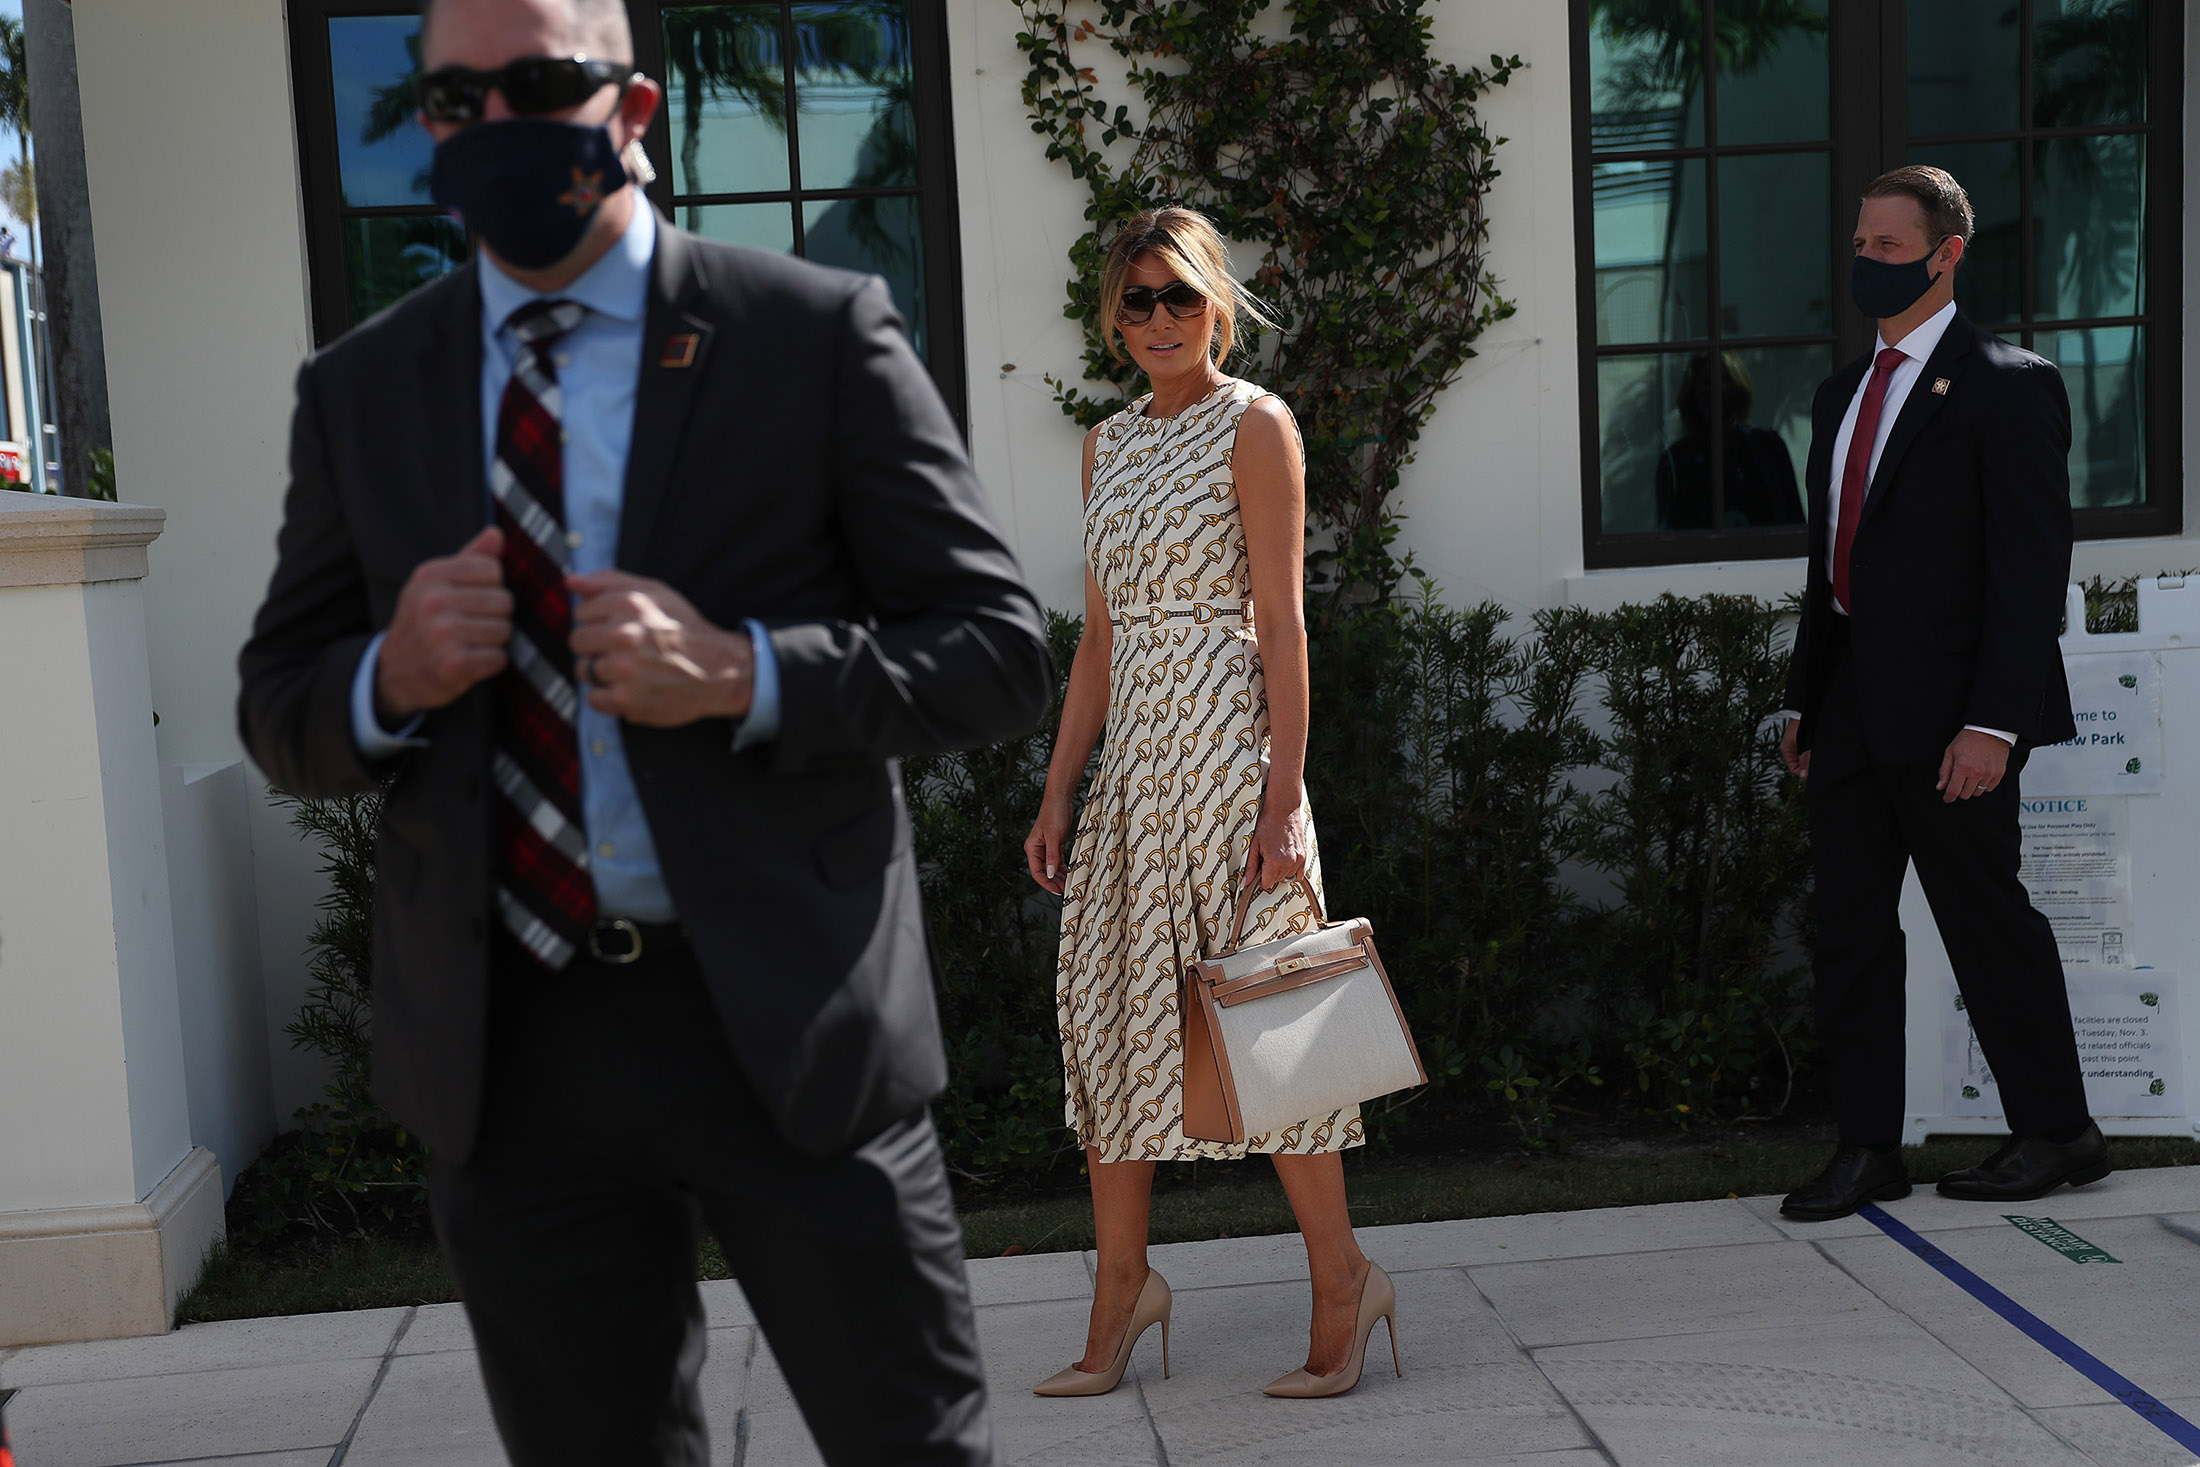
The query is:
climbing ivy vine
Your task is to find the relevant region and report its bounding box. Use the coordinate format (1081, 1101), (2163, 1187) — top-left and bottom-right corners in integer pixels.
(1014, 1), (1521, 589)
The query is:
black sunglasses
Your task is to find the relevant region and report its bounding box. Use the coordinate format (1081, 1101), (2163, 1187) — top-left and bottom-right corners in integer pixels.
(1117, 282), (1209, 325)
(417, 56), (633, 124)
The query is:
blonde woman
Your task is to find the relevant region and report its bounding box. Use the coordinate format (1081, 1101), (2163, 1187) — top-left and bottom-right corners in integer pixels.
(1021, 207), (1397, 1400)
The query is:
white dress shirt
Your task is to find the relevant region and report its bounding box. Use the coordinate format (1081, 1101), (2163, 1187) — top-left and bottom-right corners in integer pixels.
(1794, 300), (2011, 746)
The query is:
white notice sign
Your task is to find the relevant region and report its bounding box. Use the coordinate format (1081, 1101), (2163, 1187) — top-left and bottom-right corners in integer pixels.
(2025, 652), (2163, 795)
(2017, 796), (2134, 969)
(1945, 974), (2183, 1118)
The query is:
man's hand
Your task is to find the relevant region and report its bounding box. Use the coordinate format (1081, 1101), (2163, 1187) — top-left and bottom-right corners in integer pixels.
(1780, 717), (1810, 780)
(1937, 729), (2010, 804)
(567, 569), (754, 727)
(375, 526), (513, 722)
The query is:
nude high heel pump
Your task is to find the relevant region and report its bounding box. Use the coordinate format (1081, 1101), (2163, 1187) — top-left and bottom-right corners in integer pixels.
(1033, 1269), (1172, 1396)
(1261, 1262), (1400, 1399)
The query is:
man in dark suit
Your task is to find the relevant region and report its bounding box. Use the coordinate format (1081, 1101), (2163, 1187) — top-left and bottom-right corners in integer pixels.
(237, 0), (1051, 1459)
(1777, 166), (2107, 1222)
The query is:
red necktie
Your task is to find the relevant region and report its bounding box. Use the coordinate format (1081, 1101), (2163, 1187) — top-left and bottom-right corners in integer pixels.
(1832, 347), (1907, 614)
(491, 299), (597, 969)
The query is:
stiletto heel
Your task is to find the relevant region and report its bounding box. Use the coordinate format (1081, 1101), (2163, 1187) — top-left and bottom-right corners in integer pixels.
(1262, 1262), (1399, 1399)
(1034, 1269), (1173, 1396)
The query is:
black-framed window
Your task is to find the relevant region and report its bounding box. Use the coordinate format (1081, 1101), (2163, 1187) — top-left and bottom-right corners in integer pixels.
(288, 0), (966, 422)
(1571, 0), (2183, 569)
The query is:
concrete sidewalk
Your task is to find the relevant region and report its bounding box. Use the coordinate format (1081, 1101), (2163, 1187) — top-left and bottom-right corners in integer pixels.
(4, 1167), (2197, 1467)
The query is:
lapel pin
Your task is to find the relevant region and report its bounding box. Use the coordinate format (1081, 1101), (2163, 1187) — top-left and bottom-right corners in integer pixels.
(660, 333), (701, 369)
(1931, 377), (1951, 395)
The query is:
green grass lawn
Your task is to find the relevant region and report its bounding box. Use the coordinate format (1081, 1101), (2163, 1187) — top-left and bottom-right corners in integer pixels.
(176, 1135), (2199, 1325)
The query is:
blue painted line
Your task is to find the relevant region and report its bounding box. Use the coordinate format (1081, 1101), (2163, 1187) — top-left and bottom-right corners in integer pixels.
(1860, 1203), (2200, 1455)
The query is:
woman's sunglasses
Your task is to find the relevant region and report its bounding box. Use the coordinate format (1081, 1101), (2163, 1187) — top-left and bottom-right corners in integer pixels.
(416, 56), (633, 125)
(1117, 282), (1209, 325)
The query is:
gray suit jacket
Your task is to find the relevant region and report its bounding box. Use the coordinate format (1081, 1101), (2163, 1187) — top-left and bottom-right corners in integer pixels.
(239, 220), (1053, 1160)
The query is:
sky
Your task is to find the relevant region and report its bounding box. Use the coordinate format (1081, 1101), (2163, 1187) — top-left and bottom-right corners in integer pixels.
(0, 0), (32, 257)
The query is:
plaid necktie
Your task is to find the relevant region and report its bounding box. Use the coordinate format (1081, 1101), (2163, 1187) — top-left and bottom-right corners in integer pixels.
(491, 298), (596, 969)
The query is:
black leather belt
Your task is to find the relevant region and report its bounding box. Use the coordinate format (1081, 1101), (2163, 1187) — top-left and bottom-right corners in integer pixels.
(585, 918), (689, 965)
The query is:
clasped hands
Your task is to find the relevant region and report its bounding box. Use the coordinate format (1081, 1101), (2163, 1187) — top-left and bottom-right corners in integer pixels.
(1023, 790), (1311, 896)
(1780, 717), (2008, 804)
(372, 526), (754, 728)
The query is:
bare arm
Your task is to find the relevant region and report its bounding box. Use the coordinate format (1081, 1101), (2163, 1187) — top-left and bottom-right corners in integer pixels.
(1233, 396), (1314, 893)
(1024, 426), (1116, 893)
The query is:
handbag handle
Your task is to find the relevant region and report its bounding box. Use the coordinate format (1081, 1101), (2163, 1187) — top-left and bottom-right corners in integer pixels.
(1226, 872), (1328, 952)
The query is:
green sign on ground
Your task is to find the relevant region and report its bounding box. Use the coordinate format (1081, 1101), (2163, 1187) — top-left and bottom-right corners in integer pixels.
(2004, 1214), (2121, 1264)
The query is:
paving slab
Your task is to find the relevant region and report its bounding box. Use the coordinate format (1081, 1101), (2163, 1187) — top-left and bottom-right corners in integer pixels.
(2030, 1393), (2200, 1467)
(1358, 1198), (1787, 1273)
(343, 1349), (505, 1467)
(1821, 1212), (2200, 1411)
(964, 1247), (1092, 1307)
(1473, 1239), (1893, 1349)
(0, 1307), (407, 1387)
(394, 1302), (474, 1356)
(1739, 1163), (2200, 1243)
(3, 1355), (383, 1467)
(699, 1277), (755, 1330)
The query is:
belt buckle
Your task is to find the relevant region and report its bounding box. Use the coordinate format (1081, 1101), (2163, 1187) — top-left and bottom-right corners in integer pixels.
(588, 917), (644, 965)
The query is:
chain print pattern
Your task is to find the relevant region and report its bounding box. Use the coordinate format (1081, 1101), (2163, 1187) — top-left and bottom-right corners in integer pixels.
(1056, 377), (1363, 1163)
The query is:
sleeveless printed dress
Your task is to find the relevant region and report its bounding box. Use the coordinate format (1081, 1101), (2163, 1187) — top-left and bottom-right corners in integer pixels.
(1055, 377), (1363, 1163)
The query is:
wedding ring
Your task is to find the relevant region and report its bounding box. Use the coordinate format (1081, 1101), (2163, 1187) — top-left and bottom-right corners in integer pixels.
(582, 654), (602, 687)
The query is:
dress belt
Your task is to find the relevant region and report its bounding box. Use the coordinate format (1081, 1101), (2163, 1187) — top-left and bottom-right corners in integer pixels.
(1108, 601), (1251, 629)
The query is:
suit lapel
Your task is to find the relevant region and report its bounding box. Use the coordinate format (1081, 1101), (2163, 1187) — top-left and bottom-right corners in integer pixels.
(418, 261), (489, 551)
(1860, 312), (1976, 525)
(617, 220), (721, 572)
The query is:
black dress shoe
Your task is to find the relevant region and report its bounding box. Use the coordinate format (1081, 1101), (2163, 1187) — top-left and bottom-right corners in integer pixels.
(1781, 1145), (1912, 1221)
(1936, 1122), (2111, 1202)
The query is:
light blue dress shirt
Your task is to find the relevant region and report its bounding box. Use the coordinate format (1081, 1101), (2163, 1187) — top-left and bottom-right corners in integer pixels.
(349, 200), (780, 922)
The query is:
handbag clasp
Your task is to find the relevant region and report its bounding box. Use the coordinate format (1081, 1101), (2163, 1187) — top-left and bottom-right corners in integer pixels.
(1276, 953), (1310, 975)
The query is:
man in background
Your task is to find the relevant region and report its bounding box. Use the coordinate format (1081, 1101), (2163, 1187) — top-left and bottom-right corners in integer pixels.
(1777, 165), (2105, 1222)
(237, 0), (1052, 1459)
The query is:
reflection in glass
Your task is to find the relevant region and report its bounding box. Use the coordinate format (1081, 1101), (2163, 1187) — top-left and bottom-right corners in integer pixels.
(685, 201), (797, 254)
(1592, 158), (1707, 345)
(2040, 326), (2144, 508)
(2035, 134), (2144, 322)
(1586, 5), (1703, 150)
(345, 215), (467, 323)
(662, 5), (792, 198)
(792, 2), (916, 191)
(1653, 351), (1807, 531)
(1718, 153), (1830, 337)
(1911, 142), (2020, 327)
(1908, 0), (2019, 136)
(1712, 0), (1829, 146)
(1598, 354), (1687, 535)
(1729, 341), (1830, 501)
(804, 194), (926, 358)
(330, 16), (432, 207)
(2034, 0), (2145, 127)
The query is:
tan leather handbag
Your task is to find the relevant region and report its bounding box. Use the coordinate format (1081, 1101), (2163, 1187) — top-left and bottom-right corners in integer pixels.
(1180, 876), (1426, 1144)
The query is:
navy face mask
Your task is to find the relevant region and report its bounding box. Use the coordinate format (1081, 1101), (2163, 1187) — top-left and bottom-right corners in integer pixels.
(1850, 237), (1949, 320)
(431, 120), (626, 271)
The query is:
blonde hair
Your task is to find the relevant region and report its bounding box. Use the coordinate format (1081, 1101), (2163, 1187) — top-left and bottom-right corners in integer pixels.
(1097, 207), (1277, 364)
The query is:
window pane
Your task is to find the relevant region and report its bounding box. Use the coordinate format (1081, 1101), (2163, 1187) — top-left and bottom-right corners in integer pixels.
(684, 200), (797, 253)
(792, 1), (917, 191)
(662, 5), (792, 197)
(1712, 0), (1829, 146)
(1911, 141), (2021, 327)
(1718, 153), (1830, 337)
(1587, 5), (1703, 150)
(329, 16), (431, 208)
(345, 215), (467, 323)
(803, 194), (926, 359)
(1597, 354), (1688, 534)
(1908, 0), (2020, 137)
(2035, 133), (2144, 321)
(2039, 326), (2144, 508)
(1722, 344), (1824, 526)
(1593, 158), (1708, 345)
(2034, 0), (2146, 127)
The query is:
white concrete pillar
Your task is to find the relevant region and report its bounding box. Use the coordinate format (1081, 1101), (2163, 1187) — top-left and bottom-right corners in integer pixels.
(0, 493), (223, 1346)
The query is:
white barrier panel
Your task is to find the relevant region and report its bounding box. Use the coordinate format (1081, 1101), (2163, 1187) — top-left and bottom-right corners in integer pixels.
(1902, 578), (2200, 1141)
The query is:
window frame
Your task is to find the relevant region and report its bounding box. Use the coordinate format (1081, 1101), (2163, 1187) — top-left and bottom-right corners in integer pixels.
(288, 0), (969, 425)
(1569, 0), (2185, 570)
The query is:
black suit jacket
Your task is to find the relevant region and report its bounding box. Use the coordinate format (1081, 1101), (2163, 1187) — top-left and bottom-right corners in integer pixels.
(1784, 311), (2076, 768)
(239, 220), (1053, 1161)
